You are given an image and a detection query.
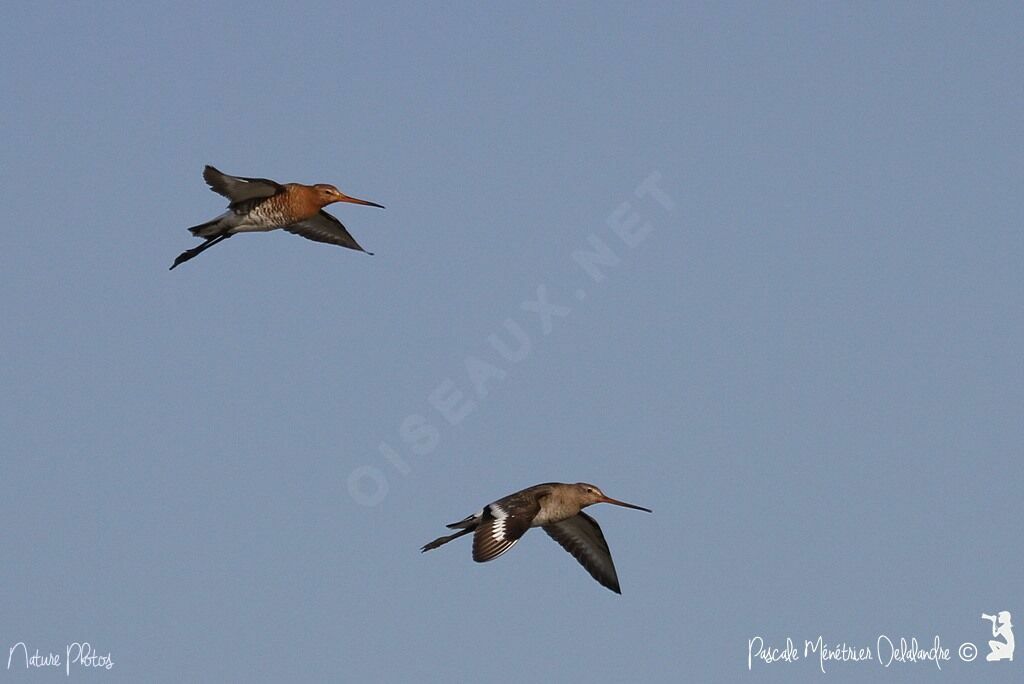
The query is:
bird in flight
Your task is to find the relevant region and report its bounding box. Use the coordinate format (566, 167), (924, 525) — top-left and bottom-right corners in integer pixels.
(170, 165), (383, 270)
(422, 482), (651, 594)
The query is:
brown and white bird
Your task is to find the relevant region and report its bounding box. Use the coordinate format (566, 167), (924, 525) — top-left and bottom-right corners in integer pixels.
(422, 482), (651, 594)
(170, 165), (383, 270)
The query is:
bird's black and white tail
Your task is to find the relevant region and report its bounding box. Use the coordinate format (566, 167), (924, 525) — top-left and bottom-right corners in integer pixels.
(188, 216), (227, 238)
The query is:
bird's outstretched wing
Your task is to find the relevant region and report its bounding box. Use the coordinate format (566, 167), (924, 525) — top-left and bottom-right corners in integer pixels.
(472, 497), (539, 563)
(284, 211), (373, 254)
(203, 165), (283, 204)
(543, 512), (622, 593)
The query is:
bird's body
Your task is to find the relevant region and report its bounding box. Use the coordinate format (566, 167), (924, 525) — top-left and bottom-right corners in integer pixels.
(422, 482), (651, 594)
(170, 166), (384, 270)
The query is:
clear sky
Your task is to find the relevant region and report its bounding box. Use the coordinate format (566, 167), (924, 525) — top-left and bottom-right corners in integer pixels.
(1, 3), (1021, 682)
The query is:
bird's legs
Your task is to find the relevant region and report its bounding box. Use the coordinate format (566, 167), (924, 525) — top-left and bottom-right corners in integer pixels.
(170, 234), (232, 270)
(421, 526), (474, 552)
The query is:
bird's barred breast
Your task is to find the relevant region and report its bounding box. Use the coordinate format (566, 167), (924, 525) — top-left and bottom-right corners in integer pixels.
(231, 200), (290, 232)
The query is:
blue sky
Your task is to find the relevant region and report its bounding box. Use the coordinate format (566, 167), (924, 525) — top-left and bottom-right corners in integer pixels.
(1, 3), (1021, 682)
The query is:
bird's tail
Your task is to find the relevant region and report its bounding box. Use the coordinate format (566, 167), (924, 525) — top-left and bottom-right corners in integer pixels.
(421, 526), (474, 553)
(445, 513), (481, 530)
(189, 217), (226, 238)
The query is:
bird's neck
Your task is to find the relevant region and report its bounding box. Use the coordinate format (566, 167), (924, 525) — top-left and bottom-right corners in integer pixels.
(279, 185), (329, 220)
(533, 490), (582, 527)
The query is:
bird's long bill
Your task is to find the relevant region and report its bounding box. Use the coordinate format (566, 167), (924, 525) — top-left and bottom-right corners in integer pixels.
(600, 496), (652, 513)
(337, 192), (385, 209)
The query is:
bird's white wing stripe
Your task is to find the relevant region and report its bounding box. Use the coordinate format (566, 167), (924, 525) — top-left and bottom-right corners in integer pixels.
(489, 503), (508, 541)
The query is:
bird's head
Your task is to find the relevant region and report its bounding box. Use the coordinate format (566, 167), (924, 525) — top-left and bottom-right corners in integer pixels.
(312, 184), (385, 209)
(574, 483), (652, 512)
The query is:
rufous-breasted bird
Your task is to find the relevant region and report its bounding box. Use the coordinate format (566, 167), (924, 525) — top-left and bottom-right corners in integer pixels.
(422, 482), (652, 594)
(170, 165), (384, 270)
